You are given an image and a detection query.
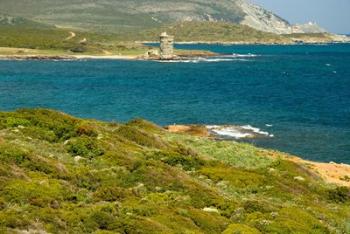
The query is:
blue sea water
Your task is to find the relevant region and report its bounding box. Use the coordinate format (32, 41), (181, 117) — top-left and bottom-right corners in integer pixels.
(0, 44), (350, 163)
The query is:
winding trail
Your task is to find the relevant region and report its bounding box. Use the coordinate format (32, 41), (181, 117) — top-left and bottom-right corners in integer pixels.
(65, 31), (76, 41)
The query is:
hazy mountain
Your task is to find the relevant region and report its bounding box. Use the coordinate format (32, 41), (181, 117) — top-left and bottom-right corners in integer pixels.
(0, 0), (311, 34)
(0, 14), (52, 28)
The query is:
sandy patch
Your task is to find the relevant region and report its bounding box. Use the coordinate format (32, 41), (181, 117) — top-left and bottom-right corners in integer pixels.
(287, 156), (350, 187)
(166, 125), (210, 137)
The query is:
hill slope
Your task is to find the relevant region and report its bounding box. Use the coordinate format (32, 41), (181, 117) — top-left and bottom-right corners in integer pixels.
(0, 0), (293, 34)
(0, 14), (52, 28)
(0, 14), (150, 56)
(134, 21), (292, 43)
(0, 109), (349, 233)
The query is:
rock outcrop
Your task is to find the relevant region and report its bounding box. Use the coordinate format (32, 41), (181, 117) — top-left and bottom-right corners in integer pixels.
(238, 0), (292, 34)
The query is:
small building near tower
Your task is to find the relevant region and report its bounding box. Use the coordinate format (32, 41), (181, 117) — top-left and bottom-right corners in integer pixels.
(159, 32), (174, 60)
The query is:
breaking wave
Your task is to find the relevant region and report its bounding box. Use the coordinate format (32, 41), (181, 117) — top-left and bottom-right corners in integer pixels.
(157, 53), (259, 63)
(206, 124), (274, 139)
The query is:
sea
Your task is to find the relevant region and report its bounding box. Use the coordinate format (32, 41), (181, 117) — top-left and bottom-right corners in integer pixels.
(0, 43), (349, 164)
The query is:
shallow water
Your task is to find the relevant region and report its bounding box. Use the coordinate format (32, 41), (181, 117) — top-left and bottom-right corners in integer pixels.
(0, 44), (349, 163)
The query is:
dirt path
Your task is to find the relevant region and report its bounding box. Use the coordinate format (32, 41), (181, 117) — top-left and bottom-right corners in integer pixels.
(65, 31), (76, 41)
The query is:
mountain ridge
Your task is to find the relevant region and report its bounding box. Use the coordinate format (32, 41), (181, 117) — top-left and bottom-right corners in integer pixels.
(0, 0), (325, 34)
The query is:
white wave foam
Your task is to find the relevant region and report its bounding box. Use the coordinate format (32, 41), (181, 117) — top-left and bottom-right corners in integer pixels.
(241, 125), (269, 136)
(207, 125), (253, 139)
(156, 53), (259, 63)
(231, 53), (258, 58)
(206, 124), (274, 139)
(157, 57), (250, 63)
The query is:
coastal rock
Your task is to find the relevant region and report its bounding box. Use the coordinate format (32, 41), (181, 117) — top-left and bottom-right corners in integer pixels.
(74, 156), (84, 162)
(202, 207), (219, 213)
(144, 49), (160, 59)
(294, 176), (306, 182)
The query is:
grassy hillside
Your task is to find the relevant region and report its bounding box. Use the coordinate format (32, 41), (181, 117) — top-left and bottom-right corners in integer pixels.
(0, 14), (52, 28)
(0, 20), (292, 54)
(285, 33), (336, 43)
(0, 109), (349, 233)
(0, 0), (245, 32)
(134, 21), (293, 43)
(0, 23), (150, 56)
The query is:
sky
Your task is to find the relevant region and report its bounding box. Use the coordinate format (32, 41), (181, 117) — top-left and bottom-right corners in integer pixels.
(250, 0), (350, 34)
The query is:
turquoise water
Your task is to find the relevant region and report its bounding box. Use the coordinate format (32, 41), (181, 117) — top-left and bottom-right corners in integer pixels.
(0, 44), (350, 163)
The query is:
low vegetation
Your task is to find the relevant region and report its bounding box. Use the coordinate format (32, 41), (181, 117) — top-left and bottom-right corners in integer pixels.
(0, 24), (150, 56)
(0, 18), (338, 58)
(0, 109), (349, 233)
(135, 21), (293, 44)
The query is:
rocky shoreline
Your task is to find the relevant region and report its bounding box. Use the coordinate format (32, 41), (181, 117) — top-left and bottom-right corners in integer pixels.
(0, 51), (219, 61)
(1, 38), (349, 61)
(0, 54), (139, 61)
(140, 38), (350, 46)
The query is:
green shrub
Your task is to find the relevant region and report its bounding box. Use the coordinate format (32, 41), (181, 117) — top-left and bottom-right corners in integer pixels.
(70, 46), (87, 53)
(21, 126), (57, 142)
(0, 198), (6, 210)
(0, 143), (29, 164)
(73, 167), (102, 190)
(20, 155), (57, 175)
(67, 137), (104, 159)
(149, 150), (204, 170)
(2, 180), (68, 206)
(127, 118), (163, 133)
(261, 207), (329, 233)
(199, 165), (265, 189)
(328, 187), (350, 203)
(5, 117), (31, 127)
(76, 123), (98, 137)
(160, 151), (205, 170)
(93, 186), (128, 202)
(243, 200), (275, 214)
(88, 210), (117, 230)
(0, 210), (31, 229)
(16, 109), (78, 140)
(222, 223), (261, 234)
(173, 142), (198, 157)
(116, 125), (167, 149)
(187, 208), (228, 233)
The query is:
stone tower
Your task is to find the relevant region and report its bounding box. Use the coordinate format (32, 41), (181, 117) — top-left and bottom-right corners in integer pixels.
(159, 32), (174, 60)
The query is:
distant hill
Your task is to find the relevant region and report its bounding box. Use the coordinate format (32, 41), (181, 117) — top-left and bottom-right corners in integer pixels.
(0, 14), (52, 29)
(132, 21), (292, 44)
(0, 14), (149, 55)
(0, 0), (300, 34)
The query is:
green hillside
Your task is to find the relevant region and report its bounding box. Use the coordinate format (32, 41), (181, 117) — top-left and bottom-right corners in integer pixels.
(0, 14), (52, 28)
(134, 21), (292, 43)
(0, 109), (349, 233)
(0, 21), (150, 56)
(0, 19), (292, 53)
(0, 0), (246, 32)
